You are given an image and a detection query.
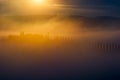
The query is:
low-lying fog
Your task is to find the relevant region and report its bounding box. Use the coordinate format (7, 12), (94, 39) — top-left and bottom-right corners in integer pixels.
(0, 15), (120, 80)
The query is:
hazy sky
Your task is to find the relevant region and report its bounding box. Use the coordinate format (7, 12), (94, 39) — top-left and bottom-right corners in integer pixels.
(0, 0), (120, 16)
(0, 0), (120, 33)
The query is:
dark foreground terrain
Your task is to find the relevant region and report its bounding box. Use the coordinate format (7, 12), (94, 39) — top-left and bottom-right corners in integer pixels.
(0, 31), (120, 80)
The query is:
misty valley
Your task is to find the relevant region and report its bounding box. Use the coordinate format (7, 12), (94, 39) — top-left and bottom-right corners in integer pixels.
(0, 0), (120, 79)
(0, 16), (120, 80)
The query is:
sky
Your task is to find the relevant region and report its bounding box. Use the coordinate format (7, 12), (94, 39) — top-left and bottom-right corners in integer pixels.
(0, 0), (120, 34)
(0, 0), (120, 16)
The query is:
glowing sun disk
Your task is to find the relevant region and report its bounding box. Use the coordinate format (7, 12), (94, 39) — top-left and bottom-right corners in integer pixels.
(31, 0), (46, 5)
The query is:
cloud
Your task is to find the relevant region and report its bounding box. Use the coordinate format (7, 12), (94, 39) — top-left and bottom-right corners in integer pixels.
(0, 0), (119, 16)
(55, 0), (120, 16)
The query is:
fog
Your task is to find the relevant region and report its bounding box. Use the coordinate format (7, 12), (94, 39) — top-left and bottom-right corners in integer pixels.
(0, 15), (120, 80)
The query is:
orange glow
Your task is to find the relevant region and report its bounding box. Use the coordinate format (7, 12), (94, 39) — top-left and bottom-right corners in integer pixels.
(8, 0), (61, 15)
(29, 0), (48, 6)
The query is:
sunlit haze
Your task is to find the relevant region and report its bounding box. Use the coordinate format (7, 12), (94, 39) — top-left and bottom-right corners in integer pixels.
(0, 0), (120, 80)
(31, 0), (47, 5)
(7, 0), (60, 15)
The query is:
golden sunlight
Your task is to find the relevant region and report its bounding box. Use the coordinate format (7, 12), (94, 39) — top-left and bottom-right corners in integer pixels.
(8, 0), (60, 15)
(30, 0), (47, 6)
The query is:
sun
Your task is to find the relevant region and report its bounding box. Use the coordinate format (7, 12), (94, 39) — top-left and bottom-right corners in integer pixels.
(30, 0), (47, 5)
(33, 0), (45, 4)
(9, 0), (60, 15)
